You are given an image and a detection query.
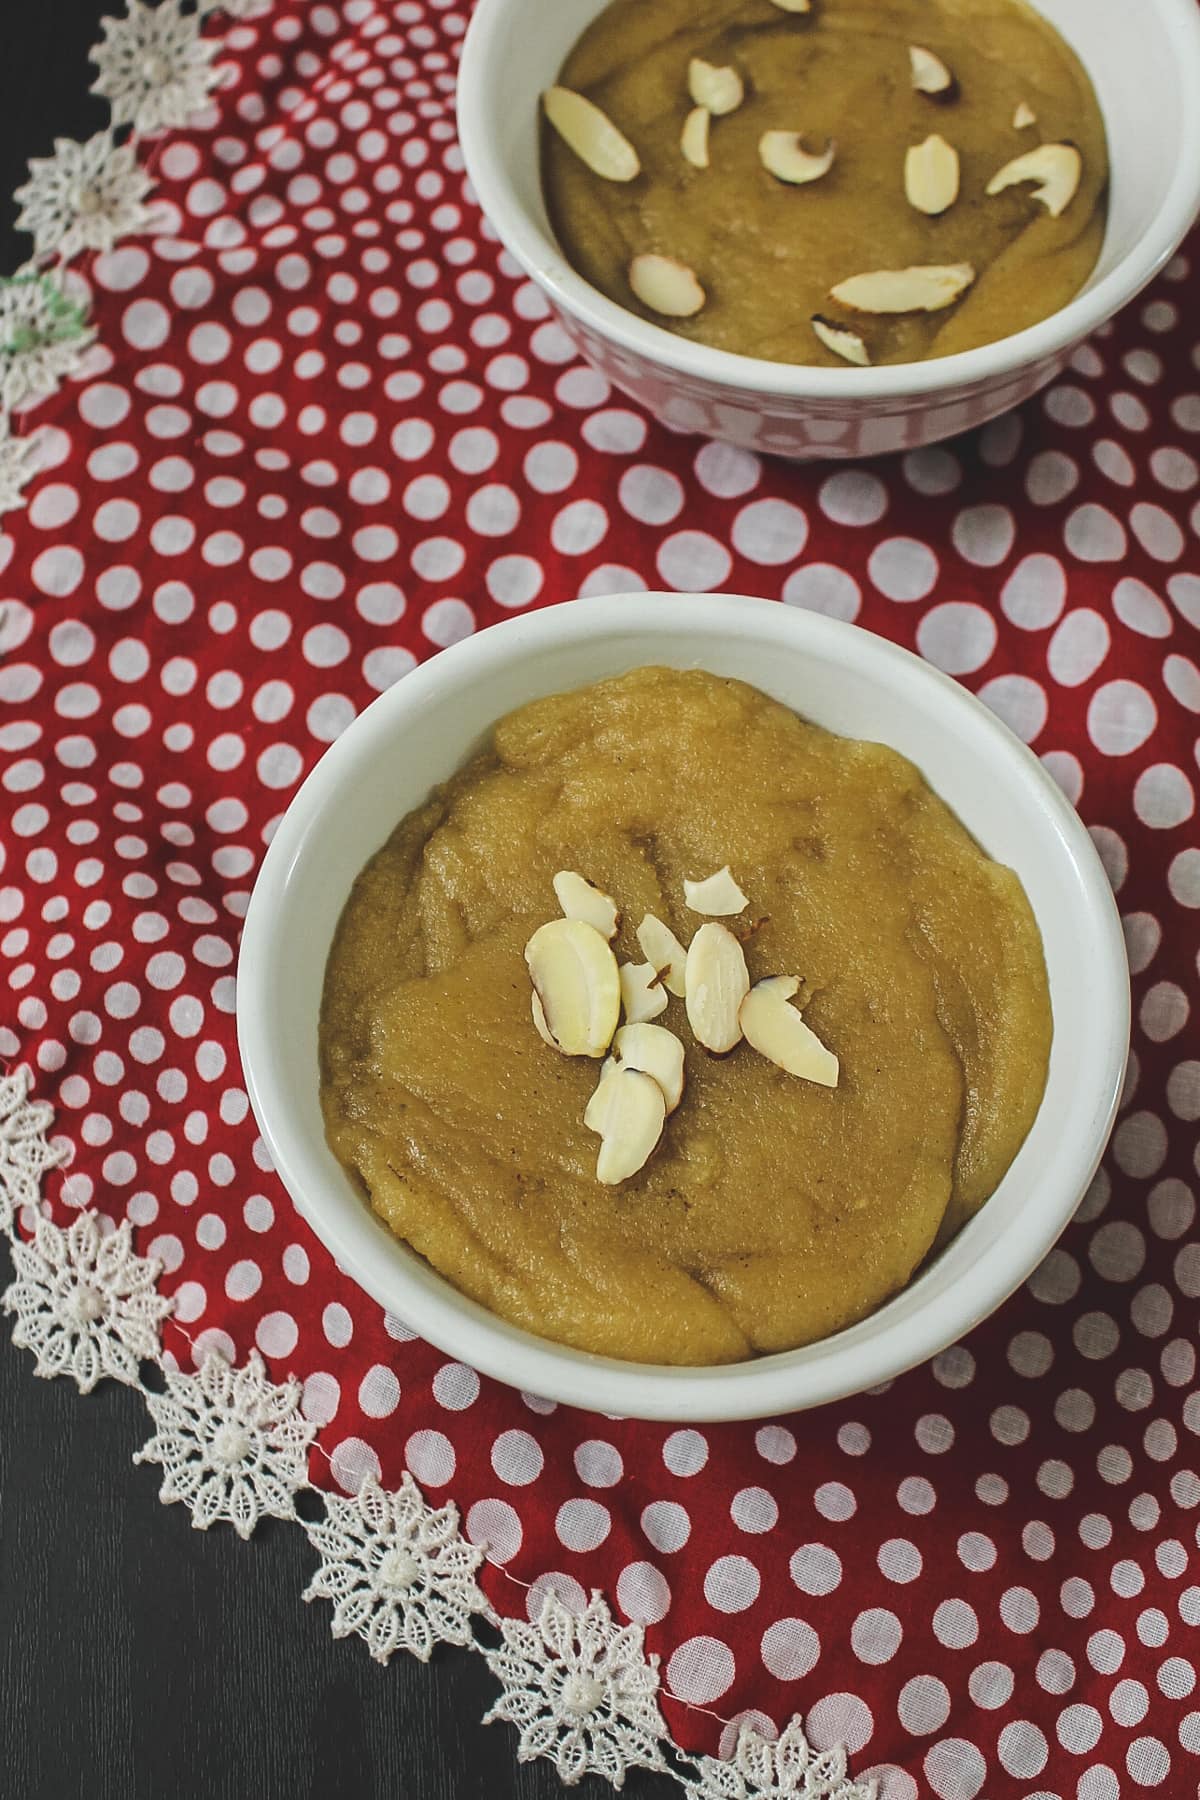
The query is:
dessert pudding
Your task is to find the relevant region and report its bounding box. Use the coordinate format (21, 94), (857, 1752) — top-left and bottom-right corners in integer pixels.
(540, 0), (1108, 366)
(320, 669), (1052, 1365)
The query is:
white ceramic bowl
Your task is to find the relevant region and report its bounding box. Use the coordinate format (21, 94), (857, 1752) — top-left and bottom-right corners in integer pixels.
(457, 0), (1200, 460)
(238, 595), (1129, 1421)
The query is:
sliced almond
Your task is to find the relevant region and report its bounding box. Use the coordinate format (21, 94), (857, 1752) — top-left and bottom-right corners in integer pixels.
(739, 978), (839, 1087)
(1013, 100), (1037, 130)
(584, 1065), (666, 1185)
(531, 991), (558, 1049)
(688, 58), (744, 117)
(605, 1022), (686, 1113)
(986, 142), (1081, 219)
(909, 44), (956, 99)
(683, 865), (748, 916)
(552, 869), (619, 941)
(636, 913), (688, 996)
(681, 105), (711, 170)
(811, 314), (870, 366)
(542, 87), (640, 183)
(829, 262), (975, 314)
(525, 917), (620, 1058)
(685, 922), (750, 1054)
(629, 254), (706, 319)
(769, 0), (813, 11)
(905, 133), (960, 216)
(619, 960), (670, 1024)
(756, 974), (800, 1000)
(759, 132), (836, 186)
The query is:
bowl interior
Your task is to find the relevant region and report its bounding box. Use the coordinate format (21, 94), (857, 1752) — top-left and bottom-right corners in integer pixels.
(238, 596), (1128, 1421)
(467, 0), (1192, 351)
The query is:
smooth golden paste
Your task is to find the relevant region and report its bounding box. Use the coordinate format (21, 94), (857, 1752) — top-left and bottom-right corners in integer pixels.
(542, 0), (1108, 365)
(320, 670), (1052, 1365)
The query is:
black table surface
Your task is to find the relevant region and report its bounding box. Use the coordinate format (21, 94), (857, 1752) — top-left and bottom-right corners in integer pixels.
(0, 9), (680, 1798)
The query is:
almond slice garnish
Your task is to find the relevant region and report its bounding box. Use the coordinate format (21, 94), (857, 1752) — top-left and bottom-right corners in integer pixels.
(1013, 100), (1037, 129)
(636, 913), (688, 996)
(986, 142), (1081, 218)
(681, 105), (711, 169)
(685, 922), (750, 1054)
(531, 991), (558, 1049)
(629, 254), (706, 318)
(525, 917), (621, 1057)
(905, 133), (960, 216)
(619, 960), (670, 1024)
(769, 0), (813, 11)
(688, 57), (744, 116)
(811, 313), (870, 366)
(604, 1021), (686, 1113)
(542, 87), (641, 183)
(584, 1065), (666, 1185)
(683, 865), (748, 916)
(759, 132), (836, 186)
(829, 263), (975, 314)
(739, 978), (839, 1087)
(909, 44), (956, 99)
(552, 869), (619, 940)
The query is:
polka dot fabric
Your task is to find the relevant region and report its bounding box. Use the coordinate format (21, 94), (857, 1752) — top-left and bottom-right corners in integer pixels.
(3, 2), (1200, 1791)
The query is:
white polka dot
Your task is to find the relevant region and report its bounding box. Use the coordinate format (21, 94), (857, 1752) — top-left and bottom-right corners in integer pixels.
(657, 529), (733, 591)
(1088, 681), (1157, 755)
(703, 1554), (760, 1612)
(405, 1428), (455, 1486)
(898, 1675), (951, 1737)
(953, 504), (1015, 566)
(491, 1429), (543, 1485)
(923, 1740), (987, 1800)
(1066, 504), (1127, 562)
(357, 1363), (400, 1418)
(782, 563), (861, 621)
(431, 1362), (479, 1410)
(933, 1599), (978, 1648)
(122, 299), (170, 350)
(619, 464), (684, 525)
(33, 546), (85, 596)
(806, 1693), (874, 1756)
(641, 1500), (690, 1553)
(730, 1486), (779, 1533)
(322, 1302), (353, 1347)
(1027, 449), (1080, 506)
(853, 1608), (902, 1664)
(486, 554), (543, 610)
(790, 1543), (842, 1595)
(422, 598), (475, 647)
(917, 603), (997, 675)
(903, 446), (962, 495)
(869, 538), (938, 601)
(616, 1561), (671, 1624)
(1135, 764), (1194, 829)
(813, 1480), (857, 1521)
(1115, 578), (1173, 638)
(1001, 554), (1066, 630)
(978, 674), (1047, 743)
(1131, 502), (1185, 562)
(224, 1258), (262, 1300)
(666, 1636), (735, 1705)
(879, 1538), (922, 1583)
(523, 440), (578, 493)
(551, 499), (607, 556)
(255, 1311), (299, 1358)
(556, 1497), (611, 1552)
(695, 440), (760, 497)
(761, 1618), (820, 1680)
(663, 1429), (708, 1476)
(732, 498), (809, 564)
(330, 1436), (382, 1494)
(465, 1498), (522, 1562)
(998, 1720), (1048, 1779)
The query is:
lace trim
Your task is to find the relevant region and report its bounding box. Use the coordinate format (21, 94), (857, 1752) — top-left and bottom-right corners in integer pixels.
(0, 1061), (876, 1798)
(0, 0), (248, 516)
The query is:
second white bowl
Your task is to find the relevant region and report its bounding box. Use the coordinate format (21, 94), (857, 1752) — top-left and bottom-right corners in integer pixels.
(457, 0), (1200, 459)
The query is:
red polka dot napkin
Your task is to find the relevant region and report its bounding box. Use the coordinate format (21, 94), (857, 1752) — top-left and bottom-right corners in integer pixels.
(1, 2), (1199, 1795)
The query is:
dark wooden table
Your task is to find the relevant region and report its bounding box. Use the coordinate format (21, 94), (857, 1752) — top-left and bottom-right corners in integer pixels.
(0, 10), (679, 1797)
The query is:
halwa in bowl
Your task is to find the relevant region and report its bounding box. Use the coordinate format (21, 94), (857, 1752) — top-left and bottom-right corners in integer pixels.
(238, 595), (1129, 1421)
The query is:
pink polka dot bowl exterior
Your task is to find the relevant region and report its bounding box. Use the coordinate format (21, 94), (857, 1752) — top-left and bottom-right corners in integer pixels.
(457, 0), (1200, 461)
(238, 594), (1129, 1421)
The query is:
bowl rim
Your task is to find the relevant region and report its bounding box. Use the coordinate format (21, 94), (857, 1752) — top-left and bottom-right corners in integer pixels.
(237, 596), (1131, 1422)
(456, 0), (1200, 403)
